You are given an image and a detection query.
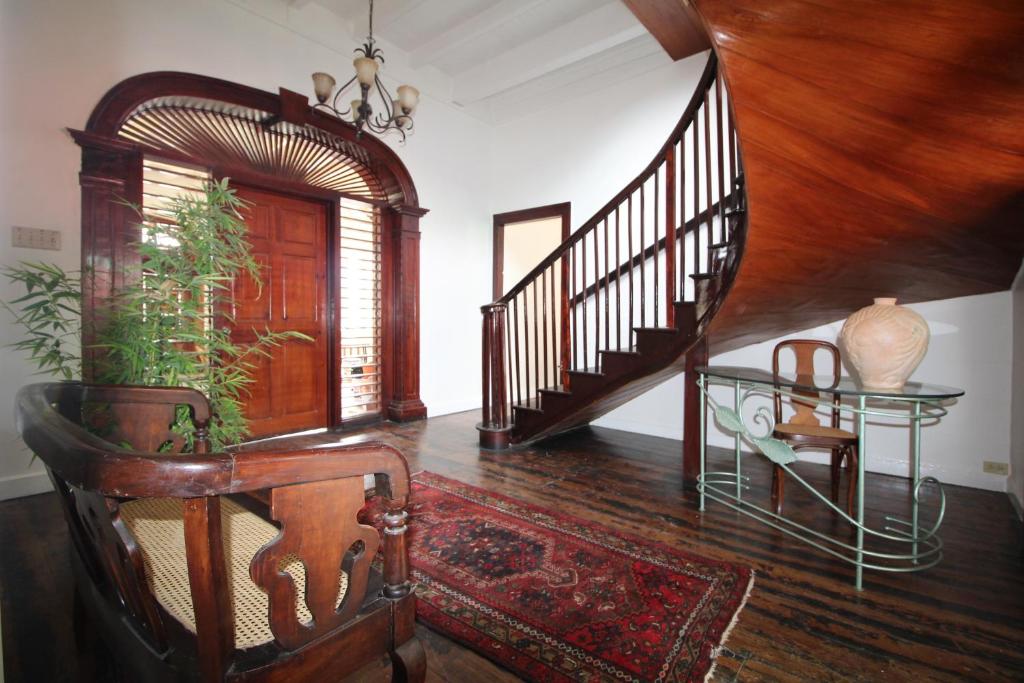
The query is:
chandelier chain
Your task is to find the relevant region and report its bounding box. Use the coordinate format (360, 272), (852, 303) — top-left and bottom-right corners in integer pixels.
(369, 0), (375, 43)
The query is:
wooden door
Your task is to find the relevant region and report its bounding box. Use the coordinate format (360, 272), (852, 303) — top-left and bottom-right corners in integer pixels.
(231, 186), (329, 438)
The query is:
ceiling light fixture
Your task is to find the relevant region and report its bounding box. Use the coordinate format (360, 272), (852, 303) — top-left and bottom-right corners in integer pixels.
(311, 0), (419, 142)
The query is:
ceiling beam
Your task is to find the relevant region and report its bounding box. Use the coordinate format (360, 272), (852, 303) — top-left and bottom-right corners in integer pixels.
(371, 0), (428, 32)
(620, 0), (710, 61)
(452, 2), (647, 105)
(409, 0), (549, 66)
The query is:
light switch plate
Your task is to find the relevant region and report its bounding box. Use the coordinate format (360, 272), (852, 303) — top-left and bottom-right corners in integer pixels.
(12, 226), (61, 251)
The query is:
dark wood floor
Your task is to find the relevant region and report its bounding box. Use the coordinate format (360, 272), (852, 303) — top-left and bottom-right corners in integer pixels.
(2, 410), (1022, 682)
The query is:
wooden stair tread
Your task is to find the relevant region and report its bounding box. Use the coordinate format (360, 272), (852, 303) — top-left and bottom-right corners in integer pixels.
(633, 326), (678, 334)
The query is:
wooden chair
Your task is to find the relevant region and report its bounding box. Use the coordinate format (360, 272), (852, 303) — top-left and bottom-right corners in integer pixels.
(15, 382), (425, 683)
(770, 340), (859, 516)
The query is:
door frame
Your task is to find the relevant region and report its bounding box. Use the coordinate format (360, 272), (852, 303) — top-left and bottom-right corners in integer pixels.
(492, 202), (572, 386)
(492, 202), (571, 300)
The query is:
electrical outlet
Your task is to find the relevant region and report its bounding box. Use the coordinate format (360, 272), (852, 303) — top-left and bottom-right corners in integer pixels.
(983, 461), (1009, 476)
(12, 226), (61, 251)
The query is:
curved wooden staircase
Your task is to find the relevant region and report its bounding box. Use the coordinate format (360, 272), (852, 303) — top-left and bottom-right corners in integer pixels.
(479, 0), (1024, 460)
(478, 55), (745, 449)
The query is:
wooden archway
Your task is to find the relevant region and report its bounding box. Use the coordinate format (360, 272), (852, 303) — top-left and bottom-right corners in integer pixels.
(72, 71), (428, 424)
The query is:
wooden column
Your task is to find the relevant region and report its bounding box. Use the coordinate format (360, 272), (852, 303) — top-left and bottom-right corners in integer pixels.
(69, 130), (143, 380)
(385, 205), (429, 422)
(683, 334), (708, 488)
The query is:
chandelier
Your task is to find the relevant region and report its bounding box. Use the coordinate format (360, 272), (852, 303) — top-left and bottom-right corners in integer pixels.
(311, 0), (419, 142)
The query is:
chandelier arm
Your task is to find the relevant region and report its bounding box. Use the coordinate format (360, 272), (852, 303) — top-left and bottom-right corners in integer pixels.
(309, 0), (413, 141)
(365, 115), (407, 143)
(374, 74), (397, 122)
(331, 73), (360, 111)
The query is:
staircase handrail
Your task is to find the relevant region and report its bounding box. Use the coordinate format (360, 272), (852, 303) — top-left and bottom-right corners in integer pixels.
(492, 53), (719, 306)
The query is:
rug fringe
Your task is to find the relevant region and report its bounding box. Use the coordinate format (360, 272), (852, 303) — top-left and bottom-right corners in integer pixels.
(703, 571), (755, 683)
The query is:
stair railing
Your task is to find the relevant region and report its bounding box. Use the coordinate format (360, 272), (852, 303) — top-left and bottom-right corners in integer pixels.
(479, 53), (745, 447)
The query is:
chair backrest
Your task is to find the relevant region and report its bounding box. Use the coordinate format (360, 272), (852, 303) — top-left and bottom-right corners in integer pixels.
(63, 384), (212, 453)
(16, 381), (414, 681)
(40, 383), (213, 654)
(772, 339), (842, 427)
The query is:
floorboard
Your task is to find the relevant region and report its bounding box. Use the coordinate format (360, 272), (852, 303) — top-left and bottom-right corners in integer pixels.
(1, 410), (1021, 682)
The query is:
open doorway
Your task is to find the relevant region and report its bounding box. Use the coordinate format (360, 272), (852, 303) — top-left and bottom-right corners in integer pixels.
(493, 203), (571, 391)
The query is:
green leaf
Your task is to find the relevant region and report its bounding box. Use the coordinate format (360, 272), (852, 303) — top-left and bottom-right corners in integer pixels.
(751, 437), (798, 466)
(712, 406), (746, 434)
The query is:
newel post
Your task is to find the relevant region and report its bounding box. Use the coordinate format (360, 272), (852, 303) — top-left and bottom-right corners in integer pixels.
(477, 303), (511, 449)
(385, 204), (429, 422)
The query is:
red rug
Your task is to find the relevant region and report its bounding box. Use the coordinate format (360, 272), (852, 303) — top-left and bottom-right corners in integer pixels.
(385, 472), (753, 682)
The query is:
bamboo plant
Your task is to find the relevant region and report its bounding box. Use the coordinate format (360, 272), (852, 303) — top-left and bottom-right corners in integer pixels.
(3, 179), (307, 450)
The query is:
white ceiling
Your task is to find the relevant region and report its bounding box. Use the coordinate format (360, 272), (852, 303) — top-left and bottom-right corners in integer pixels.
(294, 0), (672, 123)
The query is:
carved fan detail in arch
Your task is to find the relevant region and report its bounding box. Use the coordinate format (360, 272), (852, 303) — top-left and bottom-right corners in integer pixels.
(118, 96), (383, 200)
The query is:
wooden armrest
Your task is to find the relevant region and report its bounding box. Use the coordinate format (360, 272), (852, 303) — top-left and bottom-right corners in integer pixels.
(227, 441), (411, 503)
(17, 383), (409, 501)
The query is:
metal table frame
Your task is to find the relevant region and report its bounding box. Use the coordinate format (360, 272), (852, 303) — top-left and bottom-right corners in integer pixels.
(696, 367), (962, 590)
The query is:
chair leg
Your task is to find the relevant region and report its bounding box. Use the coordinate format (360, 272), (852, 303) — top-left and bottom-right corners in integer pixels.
(829, 447), (841, 504)
(391, 636), (426, 683)
(845, 446), (859, 518)
(771, 464), (785, 516)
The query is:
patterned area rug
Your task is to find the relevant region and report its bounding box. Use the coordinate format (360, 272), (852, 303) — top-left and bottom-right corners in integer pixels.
(387, 472), (753, 682)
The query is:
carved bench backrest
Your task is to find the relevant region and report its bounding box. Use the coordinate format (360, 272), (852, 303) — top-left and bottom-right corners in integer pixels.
(42, 383), (212, 652)
(16, 382), (414, 680)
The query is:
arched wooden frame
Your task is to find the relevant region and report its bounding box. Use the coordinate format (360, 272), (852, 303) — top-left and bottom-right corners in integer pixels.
(71, 71), (428, 424)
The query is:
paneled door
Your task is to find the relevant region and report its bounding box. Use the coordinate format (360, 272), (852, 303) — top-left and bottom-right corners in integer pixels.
(230, 185), (329, 438)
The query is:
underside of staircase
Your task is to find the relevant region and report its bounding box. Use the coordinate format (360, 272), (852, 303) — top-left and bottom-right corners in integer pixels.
(479, 0), (1024, 456)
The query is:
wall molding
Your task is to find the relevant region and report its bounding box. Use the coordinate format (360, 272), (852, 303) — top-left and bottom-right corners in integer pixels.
(0, 470), (52, 502)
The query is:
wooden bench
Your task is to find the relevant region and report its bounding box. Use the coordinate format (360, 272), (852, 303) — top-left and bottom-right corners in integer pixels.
(15, 382), (425, 682)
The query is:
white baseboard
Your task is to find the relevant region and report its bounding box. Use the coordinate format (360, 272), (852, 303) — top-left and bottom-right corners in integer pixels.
(0, 470), (52, 501)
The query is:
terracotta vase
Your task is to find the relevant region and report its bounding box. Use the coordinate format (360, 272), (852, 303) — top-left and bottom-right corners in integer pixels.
(837, 298), (930, 390)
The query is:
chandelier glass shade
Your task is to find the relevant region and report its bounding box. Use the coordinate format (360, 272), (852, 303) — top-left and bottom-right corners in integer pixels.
(311, 0), (419, 142)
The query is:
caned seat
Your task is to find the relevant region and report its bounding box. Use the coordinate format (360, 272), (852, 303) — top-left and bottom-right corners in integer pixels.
(121, 497), (353, 649)
(770, 340), (859, 516)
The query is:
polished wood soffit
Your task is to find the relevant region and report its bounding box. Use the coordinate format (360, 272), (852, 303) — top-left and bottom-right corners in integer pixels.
(691, 0), (1024, 351)
(622, 0), (711, 61)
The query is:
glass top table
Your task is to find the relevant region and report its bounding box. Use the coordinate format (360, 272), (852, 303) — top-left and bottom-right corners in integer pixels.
(697, 365), (964, 400)
(694, 365), (963, 590)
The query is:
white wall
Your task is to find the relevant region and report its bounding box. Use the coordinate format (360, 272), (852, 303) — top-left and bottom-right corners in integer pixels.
(489, 52), (710, 226)
(1010, 266), (1024, 513)
(0, 0), (492, 499)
